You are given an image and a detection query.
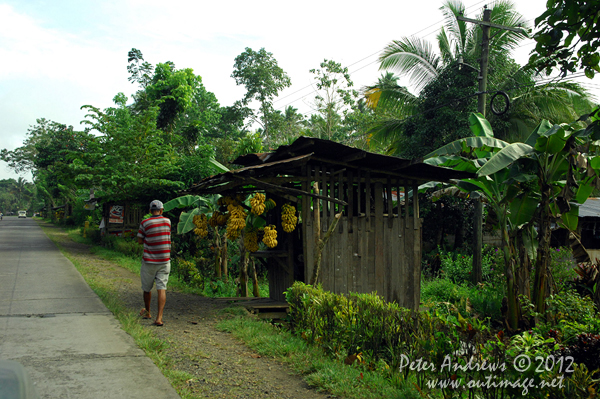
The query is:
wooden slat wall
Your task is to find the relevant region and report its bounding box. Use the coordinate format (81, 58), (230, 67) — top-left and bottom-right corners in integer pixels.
(299, 166), (422, 310)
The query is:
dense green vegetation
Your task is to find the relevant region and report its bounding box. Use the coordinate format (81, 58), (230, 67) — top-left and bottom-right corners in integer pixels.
(0, 177), (38, 215)
(4, 1), (600, 397)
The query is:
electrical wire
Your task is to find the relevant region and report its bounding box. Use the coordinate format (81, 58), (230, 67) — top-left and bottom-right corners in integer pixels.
(272, 0), (492, 112)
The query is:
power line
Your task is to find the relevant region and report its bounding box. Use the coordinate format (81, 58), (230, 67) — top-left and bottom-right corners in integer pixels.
(273, 0), (492, 111)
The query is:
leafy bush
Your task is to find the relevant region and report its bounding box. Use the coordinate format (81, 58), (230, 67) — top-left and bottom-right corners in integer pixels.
(557, 333), (600, 375)
(550, 246), (577, 289)
(421, 278), (462, 303)
(286, 282), (491, 369)
(101, 235), (143, 258)
(171, 258), (203, 288)
(436, 245), (503, 284)
(203, 278), (237, 297)
(79, 223), (102, 243)
(421, 278), (503, 322)
(532, 288), (600, 344)
(284, 282), (600, 398)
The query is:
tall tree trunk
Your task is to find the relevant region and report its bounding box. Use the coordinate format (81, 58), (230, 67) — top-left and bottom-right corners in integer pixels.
(515, 230), (532, 301)
(501, 219), (519, 330)
(471, 199), (483, 284)
(533, 186), (552, 314)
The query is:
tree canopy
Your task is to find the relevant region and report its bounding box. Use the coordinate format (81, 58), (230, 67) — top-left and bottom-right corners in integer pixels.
(529, 0), (600, 78)
(231, 47), (292, 144)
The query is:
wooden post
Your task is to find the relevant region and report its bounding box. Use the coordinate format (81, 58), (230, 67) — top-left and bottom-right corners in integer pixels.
(221, 238), (228, 281)
(251, 257), (260, 297)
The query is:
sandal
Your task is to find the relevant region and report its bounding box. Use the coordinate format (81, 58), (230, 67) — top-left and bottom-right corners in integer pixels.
(139, 308), (152, 319)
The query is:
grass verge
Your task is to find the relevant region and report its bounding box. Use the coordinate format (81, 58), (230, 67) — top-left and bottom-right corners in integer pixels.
(217, 315), (421, 399)
(63, 225), (205, 296)
(38, 221), (200, 398)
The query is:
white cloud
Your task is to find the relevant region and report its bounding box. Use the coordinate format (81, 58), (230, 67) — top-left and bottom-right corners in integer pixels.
(1, 0), (597, 183)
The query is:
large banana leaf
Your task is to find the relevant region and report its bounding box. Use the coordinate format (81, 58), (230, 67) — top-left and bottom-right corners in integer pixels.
(508, 193), (537, 228)
(590, 156), (600, 170)
(177, 208), (202, 235)
(424, 155), (480, 173)
(457, 178), (495, 201)
(524, 120), (553, 147)
(575, 177), (595, 204)
(477, 143), (534, 177)
(560, 205), (579, 231)
(164, 195), (209, 212)
(468, 112), (494, 138)
(425, 137), (509, 158)
(209, 158), (229, 173)
(534, 124), (570, 154)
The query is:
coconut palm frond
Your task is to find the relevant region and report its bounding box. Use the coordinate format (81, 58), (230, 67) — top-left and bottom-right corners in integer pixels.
(487, 0), (530, 53)
(362, 72), (405, 109)
(376, 87), (419, 115)
(441, 0), (468, 55)
(367, 116), (411, 153)
(379, 37), (441, 93)
(437, 28), (455, 66)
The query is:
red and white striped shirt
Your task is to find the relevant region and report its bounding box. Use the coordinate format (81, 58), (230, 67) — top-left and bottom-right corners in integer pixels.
(137, 215), (172, 263)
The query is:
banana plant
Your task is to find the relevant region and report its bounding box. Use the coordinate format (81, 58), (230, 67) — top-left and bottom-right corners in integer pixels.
(425, 108), (600, 328)
(477, 109), (600, 315)
(164, 194), (216, 234)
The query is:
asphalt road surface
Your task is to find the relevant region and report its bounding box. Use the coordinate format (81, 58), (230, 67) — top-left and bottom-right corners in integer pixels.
(0, 217), (179, 398)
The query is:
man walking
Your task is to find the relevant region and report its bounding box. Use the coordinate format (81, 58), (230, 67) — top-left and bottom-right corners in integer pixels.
(137, 200), (171, 326)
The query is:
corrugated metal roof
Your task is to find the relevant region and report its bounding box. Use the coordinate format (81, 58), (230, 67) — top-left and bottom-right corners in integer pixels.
(187, 137), (474, 195)
(580, 197), (600, 218)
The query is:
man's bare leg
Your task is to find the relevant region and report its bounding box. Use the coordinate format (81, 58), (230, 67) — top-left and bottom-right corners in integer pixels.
(155, 289), (166, 325)
(143, 291), (152, 314)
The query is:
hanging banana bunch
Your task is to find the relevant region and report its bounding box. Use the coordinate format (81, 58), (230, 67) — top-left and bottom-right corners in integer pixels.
(226, 203), (246, 240)
(262, 225), (278, 248)
(281, 203), (298, 232)
(193, 214), (208, 237)
(244, 228), (259, 252)
(217, 196), (235, 207)
(209, 211), (228, 227)
(250, 192), (266, 215)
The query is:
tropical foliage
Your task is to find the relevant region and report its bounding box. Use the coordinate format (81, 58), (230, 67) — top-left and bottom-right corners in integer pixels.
(367, 0), (596, 157)
(529, 0), (600, 79)
(426, 108), (600, 329)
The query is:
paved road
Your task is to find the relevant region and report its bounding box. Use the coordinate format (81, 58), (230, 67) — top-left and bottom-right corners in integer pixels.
(0, 217), (179, 398)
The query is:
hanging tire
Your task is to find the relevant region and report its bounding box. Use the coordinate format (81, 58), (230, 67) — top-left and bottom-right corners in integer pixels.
(491, 91), (510, 116)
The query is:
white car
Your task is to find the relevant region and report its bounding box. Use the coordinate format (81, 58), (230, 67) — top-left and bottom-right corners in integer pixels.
(18, 211), (26, 218)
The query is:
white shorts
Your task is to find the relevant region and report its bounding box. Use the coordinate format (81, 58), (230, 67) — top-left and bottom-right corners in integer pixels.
(141, 260), (171, 292)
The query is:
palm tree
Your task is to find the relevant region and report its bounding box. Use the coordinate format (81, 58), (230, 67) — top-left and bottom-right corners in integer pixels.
(11, 177), (30, 209)
(379, 1), (527, 91)
(282, 106), (305, 143)
(369, 0), (595, 154)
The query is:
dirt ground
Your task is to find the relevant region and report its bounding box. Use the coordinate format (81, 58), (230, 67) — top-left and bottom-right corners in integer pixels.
(42, 222), (334, 399)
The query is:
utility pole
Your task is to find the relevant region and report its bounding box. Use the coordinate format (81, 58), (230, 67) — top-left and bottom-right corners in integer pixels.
(457, 7), (525, 284)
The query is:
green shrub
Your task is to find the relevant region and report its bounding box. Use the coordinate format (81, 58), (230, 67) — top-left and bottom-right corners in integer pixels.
(421, 278), (462, 303)
(421, 278), (503, 322)
(284, 282), (600, 398)
(286, 283), (491, 369)
(550, 246), (577, 289)
(532, 288), (600, 343)
(171, 258), (203, 289)
(438, 245), (503, 284)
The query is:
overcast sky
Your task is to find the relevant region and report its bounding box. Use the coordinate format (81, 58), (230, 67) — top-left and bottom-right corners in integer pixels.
(1, 0), (598, 182)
